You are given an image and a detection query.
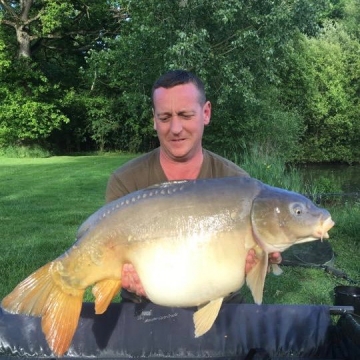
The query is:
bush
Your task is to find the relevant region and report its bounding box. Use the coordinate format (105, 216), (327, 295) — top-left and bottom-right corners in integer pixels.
(0, 145), (52, 158)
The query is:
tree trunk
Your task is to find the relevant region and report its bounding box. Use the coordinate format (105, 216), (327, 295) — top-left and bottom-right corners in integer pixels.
(0, 0), (34, 57)
(16, 25), (32, 58)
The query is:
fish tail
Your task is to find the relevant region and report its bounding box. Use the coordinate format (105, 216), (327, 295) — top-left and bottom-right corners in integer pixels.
(1, 262), (84, 356)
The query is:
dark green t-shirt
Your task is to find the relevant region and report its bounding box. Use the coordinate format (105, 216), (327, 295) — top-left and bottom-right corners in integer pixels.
(106, 147), (249, 203)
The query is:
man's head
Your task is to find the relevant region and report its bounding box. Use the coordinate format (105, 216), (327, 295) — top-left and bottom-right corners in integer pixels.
(152, 70), (206, 107)
(152, 70), (211, 162)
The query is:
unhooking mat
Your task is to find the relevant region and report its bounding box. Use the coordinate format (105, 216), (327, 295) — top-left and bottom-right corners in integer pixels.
(282, 240), (334, 268)
(1, 302), (359, 359)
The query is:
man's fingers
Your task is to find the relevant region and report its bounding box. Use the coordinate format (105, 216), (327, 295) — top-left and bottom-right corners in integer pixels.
(245, 249), (282, 274)
(121, 264), (147, 297)
(245, 248), (256, 274)
(269, 252), (282, 264)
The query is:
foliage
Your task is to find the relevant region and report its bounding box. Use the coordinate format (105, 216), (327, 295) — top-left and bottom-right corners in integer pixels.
(0, 0), (359, 163)
(0, 0), (125, 148)
(0, 37), (10, 73)
(342, 0), (360, 39)
(0, 145), (52, 158)
(0, 0), (125, 57)
(279, 18), (360, 163)
(309, 175), (343, 195)
(84, 0), (329, 155)
(231, 143), (308, 194)
(0, 59), (70, 147)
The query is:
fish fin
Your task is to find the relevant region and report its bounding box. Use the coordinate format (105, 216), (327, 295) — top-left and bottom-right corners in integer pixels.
(1, 263), (53, 316)
(193, 297), (224, 337)
(93, 279), (122, 314)
(1, 262), (84, 356)
(246, 252), (268, 304)
(271, 264), (283, 276)
(41, 290), (83, 356)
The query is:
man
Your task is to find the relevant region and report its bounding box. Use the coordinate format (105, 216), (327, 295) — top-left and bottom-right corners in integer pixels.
(106, 70), (281, 302)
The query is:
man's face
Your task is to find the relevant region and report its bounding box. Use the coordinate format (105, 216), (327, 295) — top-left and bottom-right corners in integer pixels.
(152, 83), (211, 161)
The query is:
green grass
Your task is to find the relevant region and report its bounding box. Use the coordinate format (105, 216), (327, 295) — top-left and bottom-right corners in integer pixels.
(0, 154), (359, 308)
(0, 154), (137, 299)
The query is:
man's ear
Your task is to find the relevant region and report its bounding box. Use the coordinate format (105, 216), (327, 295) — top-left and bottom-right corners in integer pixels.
(152, 108), (156, 130)
(204, 101), (211, 125)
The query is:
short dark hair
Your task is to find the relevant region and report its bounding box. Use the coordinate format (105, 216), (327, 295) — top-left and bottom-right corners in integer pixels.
(151, 70), (206, 106)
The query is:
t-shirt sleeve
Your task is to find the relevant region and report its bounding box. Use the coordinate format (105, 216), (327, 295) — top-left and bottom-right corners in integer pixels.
(105, 172), (131, 203)
(199, 150), (250, 179)
(105, 149), (166, 203)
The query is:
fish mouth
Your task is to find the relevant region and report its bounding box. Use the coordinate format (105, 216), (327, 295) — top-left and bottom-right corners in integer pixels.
(254, 215), (335, 253)
(313, 216), (335, 240)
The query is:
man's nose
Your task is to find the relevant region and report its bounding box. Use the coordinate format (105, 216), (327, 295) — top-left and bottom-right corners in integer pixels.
(170, 116), (183, 134)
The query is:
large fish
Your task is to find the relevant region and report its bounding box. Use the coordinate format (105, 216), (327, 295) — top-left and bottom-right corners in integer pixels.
(1, 176), (334, 356)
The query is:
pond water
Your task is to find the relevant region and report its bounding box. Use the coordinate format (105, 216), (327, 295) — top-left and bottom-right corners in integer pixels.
(298, 163), (360, 194)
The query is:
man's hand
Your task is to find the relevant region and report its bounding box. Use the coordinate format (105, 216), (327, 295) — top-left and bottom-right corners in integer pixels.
(245, 249), (282, 274)
(121, 251), (282, 296)
(121, 264), (147, 297)
(269, 251), (282, 264)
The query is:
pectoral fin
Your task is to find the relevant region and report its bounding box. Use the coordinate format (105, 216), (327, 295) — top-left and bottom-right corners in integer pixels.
(246, 251), (268, 304)
(92, 279), (122, 314)
(193, 297), (224, 337)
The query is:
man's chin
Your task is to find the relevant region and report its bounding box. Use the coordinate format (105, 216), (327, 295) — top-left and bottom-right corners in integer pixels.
(170, 153), (190, 162)
(161, 142), (197, 162)
(166, 146), (191, 161)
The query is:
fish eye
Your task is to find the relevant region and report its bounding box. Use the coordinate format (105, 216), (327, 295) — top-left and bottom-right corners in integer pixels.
(292, 203), (304, 216)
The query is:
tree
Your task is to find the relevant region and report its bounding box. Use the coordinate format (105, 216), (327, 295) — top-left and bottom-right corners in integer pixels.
(0, 0), (126, 149)
(0, 0), (126, 58)
(280, 21), (360, 163)
(0, 57), (70, 147)
(84, 0), (329, 156)
(342, 0), (360, 39)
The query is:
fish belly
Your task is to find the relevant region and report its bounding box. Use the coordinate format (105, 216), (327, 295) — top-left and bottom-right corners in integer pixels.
(129, 231), (246, 307)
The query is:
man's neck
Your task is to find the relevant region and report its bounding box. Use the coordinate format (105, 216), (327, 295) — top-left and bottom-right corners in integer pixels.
(159, 149), (204, 180)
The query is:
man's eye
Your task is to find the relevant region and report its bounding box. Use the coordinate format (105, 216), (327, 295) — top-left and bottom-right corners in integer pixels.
(159, 117), (170, 122)
(182, 114), (192, 119)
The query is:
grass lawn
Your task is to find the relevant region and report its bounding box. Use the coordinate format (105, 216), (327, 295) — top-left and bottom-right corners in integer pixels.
(0, 154), (136, 299)
(1, 154), (359, 308)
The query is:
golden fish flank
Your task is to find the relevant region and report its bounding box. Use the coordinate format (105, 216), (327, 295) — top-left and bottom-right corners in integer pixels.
(1, 176), (334, 356)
